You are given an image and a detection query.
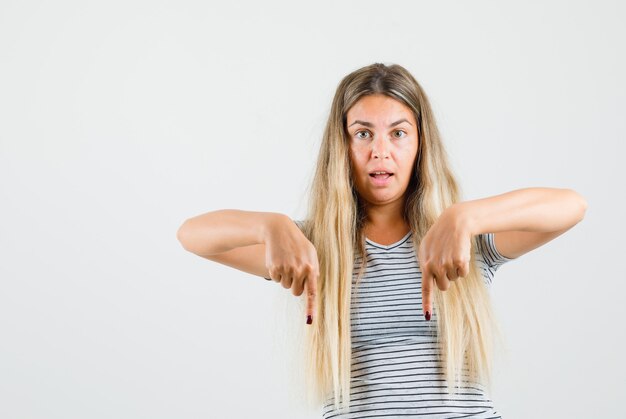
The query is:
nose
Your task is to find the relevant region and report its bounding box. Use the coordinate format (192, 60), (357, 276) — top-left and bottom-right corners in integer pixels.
(371, 134), (390, 159)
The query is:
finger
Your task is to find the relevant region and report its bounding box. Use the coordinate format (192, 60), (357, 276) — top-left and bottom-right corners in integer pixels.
(281, 274), (293, 289)
(292, 266), (309, 297)
(434, 270), (450, 291)
(272, 272), (282, 284)
(421, 264), (433, 321)
(291, 272), (305, 297)
(305, 269), (318, 326)
(446, 265), (459, 281)
(458, 261), (470, 278)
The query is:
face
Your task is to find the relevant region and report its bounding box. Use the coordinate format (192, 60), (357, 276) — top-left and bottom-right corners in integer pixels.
(345, 94), (419, 207)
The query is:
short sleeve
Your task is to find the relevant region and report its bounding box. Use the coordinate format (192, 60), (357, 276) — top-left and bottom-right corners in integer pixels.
(475, 232), (517, 286)
(477, 232), (517, 271)
(292, 219), (305, 231)
(264, 218), (306, 281)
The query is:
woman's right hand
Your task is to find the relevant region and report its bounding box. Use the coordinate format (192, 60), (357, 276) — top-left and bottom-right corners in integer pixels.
(263, 216), (318, 325)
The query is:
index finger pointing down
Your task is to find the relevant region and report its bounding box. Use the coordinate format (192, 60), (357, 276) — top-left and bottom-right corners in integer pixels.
(421, 266), (433, 321)
(306, 272), (317, 325)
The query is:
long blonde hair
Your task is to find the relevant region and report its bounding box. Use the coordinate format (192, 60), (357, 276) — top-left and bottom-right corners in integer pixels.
(297, 62), (501, 414)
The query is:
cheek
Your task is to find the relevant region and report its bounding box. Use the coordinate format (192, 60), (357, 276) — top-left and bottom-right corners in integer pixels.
(349, 149), (366, 168)
(398, 147), (418, 166)
(348, 154), (359, 178)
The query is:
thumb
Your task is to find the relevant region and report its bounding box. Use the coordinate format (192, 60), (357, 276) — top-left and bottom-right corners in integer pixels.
(421, 265), (433, 321)
(305, 271), (318, 325)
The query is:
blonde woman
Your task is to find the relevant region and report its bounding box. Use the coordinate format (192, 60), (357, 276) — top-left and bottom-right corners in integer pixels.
(177, 63), (587, 418)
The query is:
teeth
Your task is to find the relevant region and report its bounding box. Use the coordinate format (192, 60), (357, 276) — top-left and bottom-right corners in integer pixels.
(372, 171), (388, 174)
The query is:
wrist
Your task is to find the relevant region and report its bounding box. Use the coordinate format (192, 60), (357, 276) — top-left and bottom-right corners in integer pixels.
(259, 212), (288, 244)
(448, 202), (478, 236)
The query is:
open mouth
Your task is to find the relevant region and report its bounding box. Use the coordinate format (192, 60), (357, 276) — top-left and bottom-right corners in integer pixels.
(369, 173), (394, 179)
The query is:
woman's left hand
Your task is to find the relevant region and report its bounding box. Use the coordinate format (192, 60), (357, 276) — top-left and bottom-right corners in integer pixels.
(418, 204), (473, 320)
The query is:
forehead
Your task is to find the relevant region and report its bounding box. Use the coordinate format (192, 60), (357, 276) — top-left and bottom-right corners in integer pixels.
(346, 94), (415, 125)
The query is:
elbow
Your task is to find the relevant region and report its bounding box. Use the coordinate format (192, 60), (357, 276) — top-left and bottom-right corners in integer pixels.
(576, 191), (588, 221)
(176, 219), (191, 250)
(579, 198), (588, 223)
(566, 189), (588, 223)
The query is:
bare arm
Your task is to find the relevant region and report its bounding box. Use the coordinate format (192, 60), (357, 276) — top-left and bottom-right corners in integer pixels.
(176, 209), (287, 256)
(177, 210), (319, 324)
(457, 187), (587, 259)
(176, 209), (290, 279)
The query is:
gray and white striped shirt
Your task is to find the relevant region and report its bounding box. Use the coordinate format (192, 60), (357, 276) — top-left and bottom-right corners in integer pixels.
(290, 220), (516, 418)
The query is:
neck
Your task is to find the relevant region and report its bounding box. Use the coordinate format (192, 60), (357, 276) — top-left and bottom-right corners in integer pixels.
(363, 198), (407, 232)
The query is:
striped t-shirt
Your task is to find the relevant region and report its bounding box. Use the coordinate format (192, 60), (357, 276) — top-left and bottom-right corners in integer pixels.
(289, 220), (516, 418)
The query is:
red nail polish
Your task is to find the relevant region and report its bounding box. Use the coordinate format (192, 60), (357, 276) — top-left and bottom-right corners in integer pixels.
(425, 311), (431, 321)
(306, 315), (313, 325)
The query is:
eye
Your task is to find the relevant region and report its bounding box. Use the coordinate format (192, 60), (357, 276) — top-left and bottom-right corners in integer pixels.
(355, 130), (371, 139)
(393, 130), (407, 138)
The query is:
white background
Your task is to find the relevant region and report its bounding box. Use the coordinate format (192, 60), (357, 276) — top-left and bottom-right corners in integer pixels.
(1, 1), (624, 418)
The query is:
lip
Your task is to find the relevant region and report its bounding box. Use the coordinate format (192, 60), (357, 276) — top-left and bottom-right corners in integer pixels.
(368, 169), (394, 175)
(369, 173), (394, 187)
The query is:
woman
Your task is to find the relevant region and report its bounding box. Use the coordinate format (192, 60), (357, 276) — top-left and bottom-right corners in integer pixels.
(177, 63), (587, 418)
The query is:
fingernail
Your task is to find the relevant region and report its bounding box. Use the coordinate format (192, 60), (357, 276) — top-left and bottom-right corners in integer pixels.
(306, 315), (313, 325)
(425, 311), (431, 321)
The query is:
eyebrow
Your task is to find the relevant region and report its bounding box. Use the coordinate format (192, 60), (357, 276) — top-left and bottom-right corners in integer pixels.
(348, 118), (413, 128)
